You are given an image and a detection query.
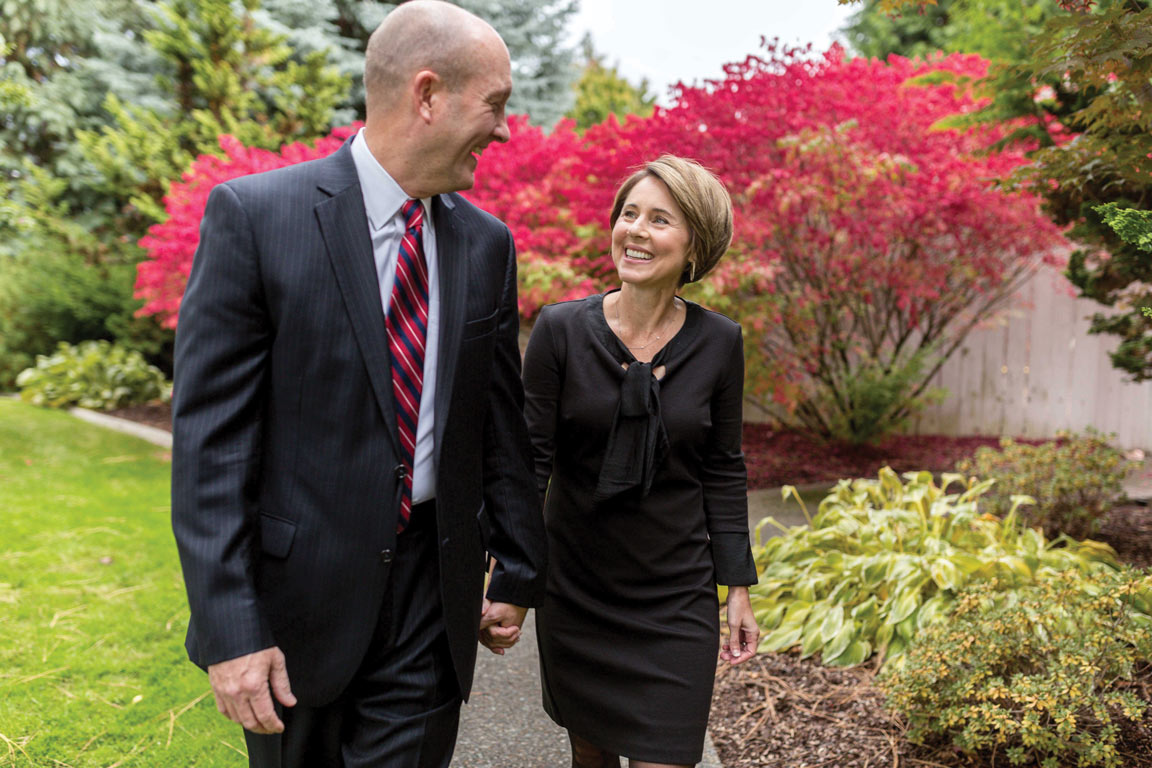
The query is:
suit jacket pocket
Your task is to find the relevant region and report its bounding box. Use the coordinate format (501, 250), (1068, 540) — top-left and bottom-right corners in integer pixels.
(260, 512), (297, 559)
(461, 307), (499, 341)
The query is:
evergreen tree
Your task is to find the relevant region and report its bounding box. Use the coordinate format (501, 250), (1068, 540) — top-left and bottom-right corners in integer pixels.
(0, 0), (157, 182)
(0, 0), (348, 387)
(566, 35), (656, 132)
(79, 0), (347, 227)
(256, 0), (579, 125)
(477, 0), (579, 126)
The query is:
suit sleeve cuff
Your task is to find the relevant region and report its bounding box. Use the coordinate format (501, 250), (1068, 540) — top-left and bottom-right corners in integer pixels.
(484, 580), (546, 608)
(485, 565), (547, 608)
(711, 532), (758, 586)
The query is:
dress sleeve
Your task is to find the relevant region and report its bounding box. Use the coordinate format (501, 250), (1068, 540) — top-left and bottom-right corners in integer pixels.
(522, 307), (563, 503)
(701, 324), (758, 586)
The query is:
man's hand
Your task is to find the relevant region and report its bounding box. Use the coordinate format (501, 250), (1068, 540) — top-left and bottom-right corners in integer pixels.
(720, 586), (759, 666)
(207, 646), (297, 734)
(478, 599), (527, 655)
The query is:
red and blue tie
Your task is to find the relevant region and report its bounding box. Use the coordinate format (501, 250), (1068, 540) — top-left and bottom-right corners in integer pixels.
(386, 199), (429, 532)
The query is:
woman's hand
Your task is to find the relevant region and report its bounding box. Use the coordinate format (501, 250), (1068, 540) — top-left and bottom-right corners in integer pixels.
(720, 586), (759, 665)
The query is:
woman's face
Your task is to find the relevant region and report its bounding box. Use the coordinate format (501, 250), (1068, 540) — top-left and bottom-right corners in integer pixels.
(611, 176), (692, 292)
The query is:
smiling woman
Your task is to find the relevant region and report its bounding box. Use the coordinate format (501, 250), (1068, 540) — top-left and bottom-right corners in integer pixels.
(523, 156), (760, 768)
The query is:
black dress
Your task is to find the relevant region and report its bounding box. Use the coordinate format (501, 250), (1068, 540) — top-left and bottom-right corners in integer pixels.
(523, 291), (758, 765)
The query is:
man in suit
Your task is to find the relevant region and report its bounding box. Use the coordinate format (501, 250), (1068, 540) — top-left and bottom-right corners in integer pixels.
(170, 2), (547, 765)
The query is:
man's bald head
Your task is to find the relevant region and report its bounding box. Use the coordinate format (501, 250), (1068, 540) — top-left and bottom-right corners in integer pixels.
(364, 0), (504, 115)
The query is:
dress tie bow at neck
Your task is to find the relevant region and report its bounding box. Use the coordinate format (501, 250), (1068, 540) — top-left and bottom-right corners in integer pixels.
(593, 361), (669, 504)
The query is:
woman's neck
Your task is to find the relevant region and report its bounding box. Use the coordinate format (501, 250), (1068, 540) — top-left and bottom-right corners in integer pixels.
(610, 283), (682, 349)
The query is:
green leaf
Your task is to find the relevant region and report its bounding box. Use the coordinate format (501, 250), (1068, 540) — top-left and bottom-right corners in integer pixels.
(821, 622), (856, 664)
(800, 621), (825, 659)
(997, 556), (1033, 580)
(760, 624), (803, 653)
(875, 621), (895, 650)
(851, 596), (879, 622)
(780, 602), (812, 628)
(897, 614), (918, 641)
(930, 558), (961, 591)
(820, 604), (845, 643)
(888, 588), (922, 625)
(827, 639), (871, 668)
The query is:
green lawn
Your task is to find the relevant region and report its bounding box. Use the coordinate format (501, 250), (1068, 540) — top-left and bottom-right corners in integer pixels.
(0, 399), (244, 766)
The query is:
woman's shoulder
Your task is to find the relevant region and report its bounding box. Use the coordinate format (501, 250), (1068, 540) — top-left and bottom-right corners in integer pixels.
(536, 294), (603, 327)
(687, 301), (742, 338)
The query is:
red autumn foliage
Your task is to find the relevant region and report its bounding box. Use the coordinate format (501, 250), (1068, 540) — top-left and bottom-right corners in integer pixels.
(136, 44), (1067, 435)
(463, 43), (1068, 437)
(135, 125), (360, 327)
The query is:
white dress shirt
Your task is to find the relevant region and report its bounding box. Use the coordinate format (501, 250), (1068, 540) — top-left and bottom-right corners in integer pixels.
(351, 128), (439, 504)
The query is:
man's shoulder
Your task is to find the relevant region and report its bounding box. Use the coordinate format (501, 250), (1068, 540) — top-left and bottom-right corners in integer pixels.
(208, 148), (357, 218)
(219, 153), (334, 197)
(442, 192), (509, 236)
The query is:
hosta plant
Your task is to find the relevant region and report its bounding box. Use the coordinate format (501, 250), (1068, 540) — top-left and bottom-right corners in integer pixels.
(883, 570), (1152, 768)
(751, 468), (1119, 666)
(17, 340), (171, 410)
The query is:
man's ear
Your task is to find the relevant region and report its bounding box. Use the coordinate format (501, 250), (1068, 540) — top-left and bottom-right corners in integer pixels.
(412, 70), (441, 125)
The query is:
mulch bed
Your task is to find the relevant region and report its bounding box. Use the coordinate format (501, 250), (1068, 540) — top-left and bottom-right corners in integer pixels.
(742, 425), (1044, 490)
(1096, 503), (1152, 571)
(710, 651), (1152, 768)
(105, 404), (1152, 767)
(107, 402), (172, 432)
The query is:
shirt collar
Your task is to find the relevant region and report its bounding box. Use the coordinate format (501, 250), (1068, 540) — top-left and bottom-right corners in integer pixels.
(350, 127), (430, 232)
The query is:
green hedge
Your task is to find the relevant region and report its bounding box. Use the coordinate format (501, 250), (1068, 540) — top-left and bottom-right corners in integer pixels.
(17, 340), (170, 410)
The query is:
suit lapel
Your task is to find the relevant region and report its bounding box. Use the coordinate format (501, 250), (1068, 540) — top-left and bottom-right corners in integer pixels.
(433, 195), (466, 454)
(314, 144), (402, 459)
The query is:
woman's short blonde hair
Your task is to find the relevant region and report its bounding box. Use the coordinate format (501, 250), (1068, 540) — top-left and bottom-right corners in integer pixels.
(609, 155), (734, 286)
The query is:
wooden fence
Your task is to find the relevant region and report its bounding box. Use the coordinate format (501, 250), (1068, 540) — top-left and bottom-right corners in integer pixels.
(909, 265), (1152, 450)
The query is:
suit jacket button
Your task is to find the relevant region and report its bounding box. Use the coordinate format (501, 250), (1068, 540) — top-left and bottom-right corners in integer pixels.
(394, 465), (406, 480)
(380, 549), (394, 563)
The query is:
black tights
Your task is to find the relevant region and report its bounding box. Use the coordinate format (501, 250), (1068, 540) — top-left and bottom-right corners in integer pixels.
(569, 733), (621, 768)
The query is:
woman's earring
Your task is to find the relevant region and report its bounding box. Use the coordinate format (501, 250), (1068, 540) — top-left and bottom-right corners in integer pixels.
(689, 261), (696, 282)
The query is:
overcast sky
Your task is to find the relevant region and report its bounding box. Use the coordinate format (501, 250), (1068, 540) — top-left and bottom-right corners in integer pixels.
(569, 0), (858, 102)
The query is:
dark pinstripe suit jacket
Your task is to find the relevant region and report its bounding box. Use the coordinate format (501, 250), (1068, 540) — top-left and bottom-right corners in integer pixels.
(171, 141), (547, 705)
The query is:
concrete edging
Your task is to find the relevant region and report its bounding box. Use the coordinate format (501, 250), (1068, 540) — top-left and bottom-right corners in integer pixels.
(69, 406), (172, 448)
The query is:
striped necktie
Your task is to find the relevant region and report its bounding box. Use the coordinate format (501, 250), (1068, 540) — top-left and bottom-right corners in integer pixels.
(387, 198), (429, 532)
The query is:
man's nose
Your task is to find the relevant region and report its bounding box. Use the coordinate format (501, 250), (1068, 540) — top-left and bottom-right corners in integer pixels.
(493, 116), (510, 144)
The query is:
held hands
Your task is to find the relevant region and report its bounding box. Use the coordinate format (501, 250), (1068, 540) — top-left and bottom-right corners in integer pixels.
(478, 598), (527, 655)
(207, 646), (297, 734)
(721, 586), (759, 666)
